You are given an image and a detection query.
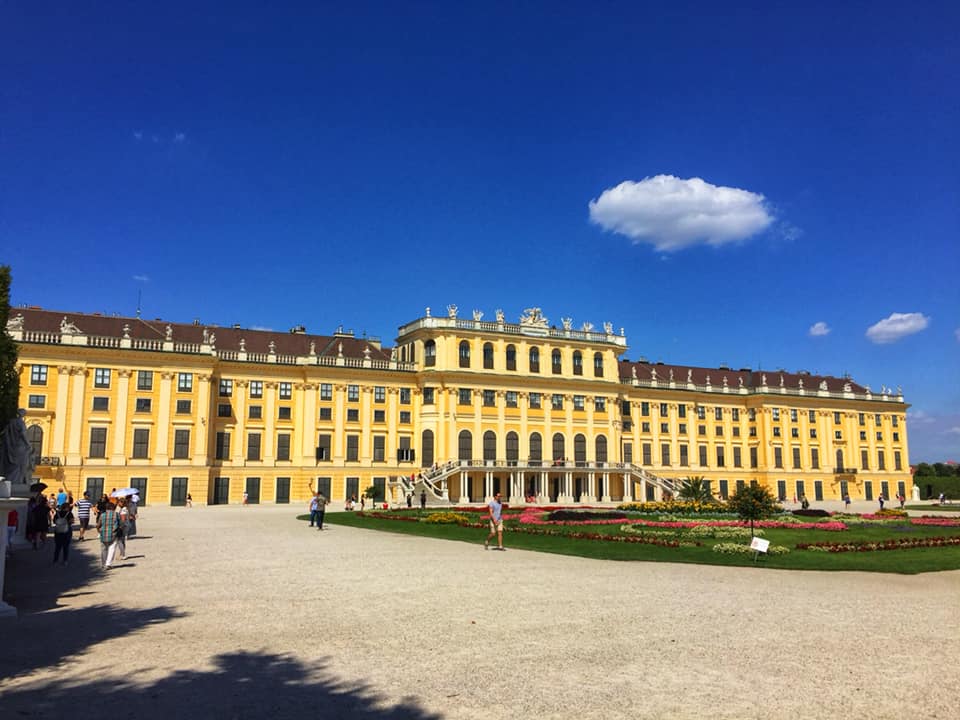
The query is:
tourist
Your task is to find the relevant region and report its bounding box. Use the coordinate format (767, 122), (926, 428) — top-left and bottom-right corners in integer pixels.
(186, 493), (193, 508)
(116, 498), (130, 561)
(843, 493), (851, 511)
(56, 487), (68, 507)
(939, 492), (945, 505)
(6, 508), (18, 557)
(406, 492), (413, 508)
(127, 494), (139, 537)
(308, 494), (320, 527)
(51, 503), (74, 566)
(315, 492), (329, 531)
(420, 490), (426, 510)
(878, 494), (885, 510)
(801, 496), (810, 510)
(898, 494), (905, 509)
(96, 493), (109, 517)
(242, 491), (249, 505)
(97, 501), (120, 569)
(75, 491), (93, 541)
(28, 493), (50, 550)
(484, 492), (505, 551)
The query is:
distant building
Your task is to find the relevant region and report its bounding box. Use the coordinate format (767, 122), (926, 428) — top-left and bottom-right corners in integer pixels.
(9, 305), (911, 505)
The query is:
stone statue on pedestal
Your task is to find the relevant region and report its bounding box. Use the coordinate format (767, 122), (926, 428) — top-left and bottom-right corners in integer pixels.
(0, 409), (34, 485)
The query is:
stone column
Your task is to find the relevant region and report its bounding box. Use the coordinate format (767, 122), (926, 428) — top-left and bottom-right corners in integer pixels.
(111, 369), (132, 465)
(155, 371), (173, 463)
(193, 374), (212, 464)
(65, 367), (88, 466)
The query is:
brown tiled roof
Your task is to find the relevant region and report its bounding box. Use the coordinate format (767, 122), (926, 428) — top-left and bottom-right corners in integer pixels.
(618, 359), (868, 394)
(12, 308), (392, 362)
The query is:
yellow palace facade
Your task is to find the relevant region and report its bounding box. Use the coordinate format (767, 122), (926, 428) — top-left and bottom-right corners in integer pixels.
(8, 305), (911, 507)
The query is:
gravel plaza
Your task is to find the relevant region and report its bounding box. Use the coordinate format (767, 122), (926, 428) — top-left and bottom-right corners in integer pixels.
(1, 503), (958, 720)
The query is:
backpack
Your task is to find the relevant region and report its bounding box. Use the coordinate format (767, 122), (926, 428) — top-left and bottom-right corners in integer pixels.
(54, 512), (70, 533)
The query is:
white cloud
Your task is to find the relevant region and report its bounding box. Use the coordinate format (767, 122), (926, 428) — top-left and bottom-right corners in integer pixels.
(588, 175), (775, 252)
(865, 312), (930, 344)
(946, 427), (960, 436)
(907, 410), (936, 425)
(809, 321), (830, 337)
(250, 325), (273, 332)
(133, 274), (150, 282)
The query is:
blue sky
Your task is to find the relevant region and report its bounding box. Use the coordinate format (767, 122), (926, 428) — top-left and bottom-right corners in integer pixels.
(1, 2), (957, 461)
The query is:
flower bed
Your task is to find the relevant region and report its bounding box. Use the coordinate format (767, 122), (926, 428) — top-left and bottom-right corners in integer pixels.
(621, 524), (759, 540)
(617, 501), (728, 515)
(712, 542), (791, 556)
(517, 509), (848, 531)
(796, 536), (960, 553)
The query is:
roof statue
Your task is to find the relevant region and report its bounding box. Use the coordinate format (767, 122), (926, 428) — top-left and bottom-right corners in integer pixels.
(363, 346), (371, 360)
(308, 341), (315, 355)
(631, 366), (637, 379)
(581, 321), (594, 332)
(779, 374), (785, 387)
(472, 309), (483, 321)
(687, 369), (692, 383)
(843, 382), (851, 392)
(603, 322), (613, 334)
(798, 378), (804, 389)
(337, 342), (343, 358)
(495, 308), (504, 323)
(240, 338), (246, 352)
(268, 340), (276, 353)
(391, 347), (397, 361)
(519, 307), (548, 328)
(561, 317), (572, 330)
(738, 376), (744, 388)
(202, 328), (209, 343)
(761, 374), (767, 385)
(820, 380), (828, 391)
(165, 325), (173, 341)
(706, 374), (711, 385)
(425, 306), (431, 318)
(447, 304), (458, 318)
(209, 333), (216, 348)
(723, 375), (728, 387)
(669, 369), (674, 382)
(6, 313), (24, 331)
(122, 323), (131, 339)
(60, 316), (81, 334)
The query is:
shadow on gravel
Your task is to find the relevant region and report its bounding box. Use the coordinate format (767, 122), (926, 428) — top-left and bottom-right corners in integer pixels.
(0, 603), (186, 679)
(0, 650), (443, 720)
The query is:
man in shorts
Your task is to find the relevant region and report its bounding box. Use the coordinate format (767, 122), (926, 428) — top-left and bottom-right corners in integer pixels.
(75, 491), (93, 541)
(484, 492), (505, 551)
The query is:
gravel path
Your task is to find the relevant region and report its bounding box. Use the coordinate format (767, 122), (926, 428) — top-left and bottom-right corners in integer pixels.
(1, 504), (958, 719)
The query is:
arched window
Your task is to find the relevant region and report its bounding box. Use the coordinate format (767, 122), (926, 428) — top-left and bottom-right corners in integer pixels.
(424, 340), (436, 367)
(27, 424), (43, 461)
(505, 344), (517, 371)
(408, 343), (415, 363)
(483, 342), (494, 369)
(595, 435), (608, 463)
(574, 434), (586, 463)
(459, 341), (471, 368)
(572, 351), (583, 376)
(594, 352), (604, 377)
(458, 430), (473, 461)
(551, 349), (562, 374)
(529, 432), (542, 463)
(529, 347), (540, 373)
(421, 429), (434, 467)
(552, 433), (565, 461)
(506, 432), (519, 465)
(483, 430), (497, 461)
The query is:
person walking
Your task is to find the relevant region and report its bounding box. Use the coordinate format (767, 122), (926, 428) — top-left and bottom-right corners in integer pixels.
(75, 491), (93, 541)
(127, 494), (139, 537)
(484, 492), (505, 551)
(420, 490), (427, 510)
(51, 503), (74, 566)
(308, 494), (320, 527)
(315, 492), (329, 531)
(97, 501), (120, 569)
(116, 498), (130, 560)
(878, 494), (885, 511)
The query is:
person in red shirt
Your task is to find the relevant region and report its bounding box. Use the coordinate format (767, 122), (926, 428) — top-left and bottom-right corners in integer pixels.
(6, 509), (17, 556)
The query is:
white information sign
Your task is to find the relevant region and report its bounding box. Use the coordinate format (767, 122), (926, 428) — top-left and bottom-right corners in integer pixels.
(750, 537), (770, 553)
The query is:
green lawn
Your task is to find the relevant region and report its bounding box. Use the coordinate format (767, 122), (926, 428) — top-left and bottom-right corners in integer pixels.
(316, 510), (960, 574)
(904, 503), (960, 512)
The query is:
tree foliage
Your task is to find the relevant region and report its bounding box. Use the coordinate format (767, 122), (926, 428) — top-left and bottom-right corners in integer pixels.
(0, 265), (19, 423)
(678, 476), (714, 503)
(727, 484), (780, 534)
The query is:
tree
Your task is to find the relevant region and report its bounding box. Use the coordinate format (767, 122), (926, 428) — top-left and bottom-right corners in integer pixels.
(727, 484), (780, 535)
(914, 463), (934, 477)
(363, 485), (378, 505)
(0, 265), (19, 424)
(678, 476), (714, 503)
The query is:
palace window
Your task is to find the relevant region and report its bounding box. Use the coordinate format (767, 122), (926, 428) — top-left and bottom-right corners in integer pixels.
(661, 423), (669, 434)
(219, 379), (233, 397)
(834, 412), (842, 424)
(246, 433), (261, 461)
(423, 387), (435, 405)
(374, 386), (385, 403)
(483, 390), (495, 407)
(217, 403), (231, 417)
(793, 447), (802, 469)
(276, 433), (291, 461)
(424, 340), (436, 367)
(278, 406), (291, 420)
(809, 410), (816, 422)
(642, 422), (651, 433)
(731, 426), (739, 437)
(174, 429), (190, 459)
(698, 445), (707, 466)
(506, 345), (517, 371)
(347, 385), (359, 402)
(399, 388), (411, 404)
(733, 447), (742, 468)
(135, 398), (151, 413)
(529, 347), (540, 373)
(773, 447), (783, 468)
(679, 444), (689, 466)
(399, 411), (411, 424)
(178, 373), (193, 392)
(459, 341), (471, 368)
(92, 397), (109, 412)
(31, 364), (48, 385)
(248, 405), (262, 420)
(316, 434), (331, 461)
(28, 394), (45, 408)
(731, 408), (738, 421)
(506, 391), (518, 408)
(641, 402), (650, 417)
(811, 448), (819, 469)
(137, 371), (153, 391)
(347, 409), (359, 422)
(319, 407), (332, 421)
(176, 400), (191, 414)
(892, 416), (899, 428)
(374, 436), (386, 462)
(551, 394), (563, 410)
(279, 382), (292, 400)
(876, 432), (883, 441)
(642, 443), (653, 465)
(320, 383), (332, 400)
(594, 352), (603, 377)
(551, 349), (562, 374)
(773, 427), (781, 437)
(572, 351), (583, 376)
(573, 395), (585, 411)
(529, 392), (542, 409)
(483, 343), (494, 370)
(459, 389), (472, 405)
(791, 427), (799, 438)
(715, 425), (723, 437)
(374, 410), (385, 422)
(716, 447), (725, 467)
(679, 423), (687, 434)
(249, 381), (263, 399)
(810, 428), (817, 439)
(346, 435), (359, 461)
(662, 444), (671, 466)
(772, 408), (780, 421)
(132, 428), (150, 459)
(697, 406), (706, 420)
(859, 413), (865, 425)
(89, 427), (107, 458)
(94, 368), (111, 388)
(595, 397), (606, 412)
(714, 407), (723, 421)
(215, 432), (230, 460)
(790, 409), (798, 422)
